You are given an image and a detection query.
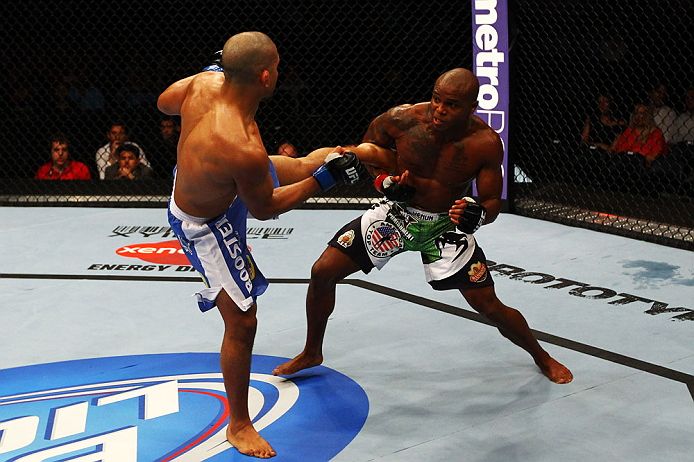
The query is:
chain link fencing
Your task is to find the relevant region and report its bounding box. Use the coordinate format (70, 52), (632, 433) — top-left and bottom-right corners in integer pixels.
(2, 1), (693, 249)
(512, 0), (694, 249)
(1, 1), (472, 207)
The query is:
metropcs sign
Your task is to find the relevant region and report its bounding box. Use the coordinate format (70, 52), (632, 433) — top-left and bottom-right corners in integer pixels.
(472, 0), (510, 199)
(0, 354), (369, 461)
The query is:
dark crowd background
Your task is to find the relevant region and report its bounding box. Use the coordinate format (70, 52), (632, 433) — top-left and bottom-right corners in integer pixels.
(1, 0), (693, 249)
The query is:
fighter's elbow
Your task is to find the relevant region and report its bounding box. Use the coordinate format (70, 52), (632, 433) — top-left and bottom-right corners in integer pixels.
(156, 93), (180, 115)
(246, 206), (276, 221)
(157, 100), (175, 115)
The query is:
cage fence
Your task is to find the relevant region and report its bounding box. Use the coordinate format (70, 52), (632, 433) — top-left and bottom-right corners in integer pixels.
(1, 1), (692, 249)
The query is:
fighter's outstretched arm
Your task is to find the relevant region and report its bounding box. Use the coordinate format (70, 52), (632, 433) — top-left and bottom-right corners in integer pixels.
(240, 145), (363, 219)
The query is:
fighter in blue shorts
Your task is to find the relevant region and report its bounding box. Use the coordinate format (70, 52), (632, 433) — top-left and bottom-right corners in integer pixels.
(157, 32), (363, 458)
(274, 68), (573, 386)
(167, 161), (279, 313)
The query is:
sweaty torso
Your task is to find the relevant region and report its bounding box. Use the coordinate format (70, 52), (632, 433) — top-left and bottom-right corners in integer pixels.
(173, 73), (265, 219)
(388, 103), (496, 213)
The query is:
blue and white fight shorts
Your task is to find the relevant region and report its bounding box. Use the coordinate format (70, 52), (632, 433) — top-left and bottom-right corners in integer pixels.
(167, 161), (279, 312)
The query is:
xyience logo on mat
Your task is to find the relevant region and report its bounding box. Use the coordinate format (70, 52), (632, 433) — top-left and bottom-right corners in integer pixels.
(116, 240), (190, 266)
(0, 353), (369, 461)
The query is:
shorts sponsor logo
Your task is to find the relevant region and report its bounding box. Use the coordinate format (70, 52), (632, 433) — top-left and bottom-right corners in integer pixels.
(215, 217), (255, 292)
(408, 210), (438, 222)
(468, 261), (487, 283)
(0, 354), (369, 461)
(246, 255), (256, 280)
(365, 221), (403, 258)
(337, 230), (355, 248)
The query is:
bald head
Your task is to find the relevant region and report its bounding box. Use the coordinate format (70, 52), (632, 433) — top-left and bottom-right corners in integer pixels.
(435, 68), (479, 103)
(221, 31), (278, 84)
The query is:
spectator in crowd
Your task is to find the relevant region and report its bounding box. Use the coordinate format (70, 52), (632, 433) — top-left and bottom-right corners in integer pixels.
(670, 88), (694, 145)
(104, 143), (153, 180)
(657, 87), (694, 185)
(35, 135), (91, 180)
(276, 141), (299, 158)
(647, 83), (678, 145)
(149, 116), (180, 178)
(581, 93), (626, 151)
(608, 103), (666, 167)
(95, 122), (150, 180)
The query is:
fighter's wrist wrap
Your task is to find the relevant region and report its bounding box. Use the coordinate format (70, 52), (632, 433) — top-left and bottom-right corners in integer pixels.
(312, 151), (361, 191)
(374, 174), (416, 202)
(456, 197), (486, 234)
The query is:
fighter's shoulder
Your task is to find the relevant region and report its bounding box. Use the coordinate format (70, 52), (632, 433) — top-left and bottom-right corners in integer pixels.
(186, 72), (224, 96)
(386, 103), (423, 117)
(471, 115), (501, 141)
(470, 116), (503, 160)
(380, 103), (421, 128)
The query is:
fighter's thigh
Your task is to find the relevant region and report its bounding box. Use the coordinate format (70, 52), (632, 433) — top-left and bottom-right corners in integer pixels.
(311, 245), (363, 283)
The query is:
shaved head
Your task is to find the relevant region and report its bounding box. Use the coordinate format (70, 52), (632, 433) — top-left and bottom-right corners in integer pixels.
(435, 68), (480, 102)
(221, 31), (278, 84)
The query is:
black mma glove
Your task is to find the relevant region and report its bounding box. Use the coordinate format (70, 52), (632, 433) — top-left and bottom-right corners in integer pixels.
(456, 197), (486, 234)
(374, 174), (416, 202)
(203, 50), (223, 72)
(312, 151), (362, 190)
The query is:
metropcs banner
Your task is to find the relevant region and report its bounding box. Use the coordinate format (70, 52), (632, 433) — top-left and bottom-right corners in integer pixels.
(472, 0), (509, 200)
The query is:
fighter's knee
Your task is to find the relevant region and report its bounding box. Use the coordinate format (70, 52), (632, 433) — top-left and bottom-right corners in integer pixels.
(310, 253), (350, 287)
(464, 290), (504, 319)
(310, 258), (338, 286)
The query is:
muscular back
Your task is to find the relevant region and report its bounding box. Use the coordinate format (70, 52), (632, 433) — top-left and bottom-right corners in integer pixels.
(169, 73), (270, 219)
(366, 103), (503, 213)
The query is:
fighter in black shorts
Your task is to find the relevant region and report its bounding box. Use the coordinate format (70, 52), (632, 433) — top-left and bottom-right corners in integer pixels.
(273, 68), (573, 385)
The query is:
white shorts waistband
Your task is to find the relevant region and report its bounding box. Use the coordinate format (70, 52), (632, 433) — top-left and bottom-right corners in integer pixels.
(405, 206), (447, 222)
(169, 191), (209, 224)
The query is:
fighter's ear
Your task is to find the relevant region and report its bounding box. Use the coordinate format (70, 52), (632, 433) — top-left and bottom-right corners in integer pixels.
(470, 100), (478, 115)
(260, 69), (271, 88)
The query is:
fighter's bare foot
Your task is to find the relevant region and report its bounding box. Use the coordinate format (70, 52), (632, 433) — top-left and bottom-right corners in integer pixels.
(272, 352), (322, 376)
(226, 424), (276, 458)
(538, 357), (573, 384)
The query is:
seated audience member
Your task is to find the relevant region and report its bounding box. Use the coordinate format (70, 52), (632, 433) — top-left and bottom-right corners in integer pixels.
(581, 93), (626, 151)
(35, 135), (91, 180)
(150, 116), (180, 178)
(670, 88), (694, 146)
(609, 103), (666, 167)
(104, 143), (153, 180)
(95, 122), (150, 179)
(664, 87), (694, 182)
(647, 83), (678, 145)
(276, 141), (300, 158)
